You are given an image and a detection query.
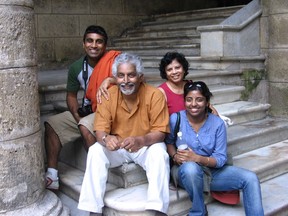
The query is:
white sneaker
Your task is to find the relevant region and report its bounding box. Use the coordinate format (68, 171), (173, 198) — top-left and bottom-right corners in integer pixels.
(45, 171), (59, 190)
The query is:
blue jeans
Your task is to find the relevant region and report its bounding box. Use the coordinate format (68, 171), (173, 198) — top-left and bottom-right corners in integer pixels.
(178, 162), (264, 216)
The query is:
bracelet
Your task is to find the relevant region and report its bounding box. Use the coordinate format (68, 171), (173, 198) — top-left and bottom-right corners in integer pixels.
(206, 157), (210, 166)
(172, 152), (177, 161)
(102, 134), (108, 144)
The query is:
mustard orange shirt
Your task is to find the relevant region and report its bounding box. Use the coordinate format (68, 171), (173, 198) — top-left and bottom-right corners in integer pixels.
(94, 83), (170, 139)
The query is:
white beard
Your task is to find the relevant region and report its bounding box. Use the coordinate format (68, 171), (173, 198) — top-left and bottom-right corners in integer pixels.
(120, 83), (136, 95)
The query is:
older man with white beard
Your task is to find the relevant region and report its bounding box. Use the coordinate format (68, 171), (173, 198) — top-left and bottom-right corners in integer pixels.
(78, 53), (170, 216)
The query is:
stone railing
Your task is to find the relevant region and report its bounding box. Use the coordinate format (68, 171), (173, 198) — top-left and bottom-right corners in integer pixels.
(197, 0), (262, 57)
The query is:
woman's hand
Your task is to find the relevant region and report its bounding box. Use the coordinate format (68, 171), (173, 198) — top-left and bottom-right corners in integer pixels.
(176, 148), (200, 164)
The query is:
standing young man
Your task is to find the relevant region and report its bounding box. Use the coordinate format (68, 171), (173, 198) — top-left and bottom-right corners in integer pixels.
(44, 25), (120, 190)
(78, 53), (170, 216)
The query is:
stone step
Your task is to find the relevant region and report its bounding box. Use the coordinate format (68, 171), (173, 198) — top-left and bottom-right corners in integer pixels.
(234, 140), (288, 183)
(144, 69), (243, 86)
(109, 44), (200, 56)
(57, 139), (288, 215)
(150, 6), (243, 23)
(55, 191), (89, 216)
(227, 117), (288, 156)
(113, 35), (200, 47)
(122, 6), (242, 39)
(206, 84), (245, 105)
(138, 17), (224, 31)
(141, 55), (266, 70)
(123, 26), (199, 38)
(214, 101), (271, 125)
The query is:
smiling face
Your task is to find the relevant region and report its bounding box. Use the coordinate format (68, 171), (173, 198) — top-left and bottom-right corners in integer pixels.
(83, 33), (106, 63)
(185, 90), (208, 118)
(165, 59), (186, 84)
(116, 63), (143, 96)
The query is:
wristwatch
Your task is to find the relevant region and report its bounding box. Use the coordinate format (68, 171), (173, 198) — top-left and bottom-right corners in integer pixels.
(102, 134), (108, 144)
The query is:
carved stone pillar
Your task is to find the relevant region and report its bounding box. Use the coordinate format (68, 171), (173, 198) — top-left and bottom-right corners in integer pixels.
(0, 0), (67, 215)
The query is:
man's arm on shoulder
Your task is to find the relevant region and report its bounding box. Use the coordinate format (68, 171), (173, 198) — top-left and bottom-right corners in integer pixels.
(66, 91), (81, 123)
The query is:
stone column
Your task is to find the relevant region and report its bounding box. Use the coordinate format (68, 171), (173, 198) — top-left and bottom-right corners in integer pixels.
(264, 0), (288, 117)
(0, 0), (67, 215)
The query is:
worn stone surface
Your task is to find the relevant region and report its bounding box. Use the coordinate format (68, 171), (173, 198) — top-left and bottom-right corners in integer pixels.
(0, 131), (44, 210)
(267, 50), (288, 83)
(260, 16), (269, 50)
(0, 68), (39, 140)
(90, 0), (123, 15)
(201, 31), (224, 57)
(54, 38), (83, 62)
(37, 38), (55, 62)
(0, 1), (67, 214)
(269, 14), (288, 47)
(266, 0), (288, 118)
(268, 0), (288, 14)
(34, 0), (51, 13)
(37, 15), (80, 37)
(51, 0), (90, 14)
(0, 4), (37, 68)
(269, 83), (288, 117)
(0, 190), (69, 216)
(97, 14), (145, 38)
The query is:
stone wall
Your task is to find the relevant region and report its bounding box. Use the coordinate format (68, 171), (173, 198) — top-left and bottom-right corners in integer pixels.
(262, 0), (288, 117)
(34, 0), (222, 70)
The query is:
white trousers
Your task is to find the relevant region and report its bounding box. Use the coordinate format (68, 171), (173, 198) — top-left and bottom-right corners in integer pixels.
(78, 142), (170, 214)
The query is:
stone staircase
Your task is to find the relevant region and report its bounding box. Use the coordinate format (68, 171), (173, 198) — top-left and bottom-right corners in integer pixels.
(38, 1), (288, 215)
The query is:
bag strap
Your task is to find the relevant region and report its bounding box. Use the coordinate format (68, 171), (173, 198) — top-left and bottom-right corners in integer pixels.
(173, 112), (181, 143)
(171, 112), (181, 199)
(81, 56), (89, 108)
